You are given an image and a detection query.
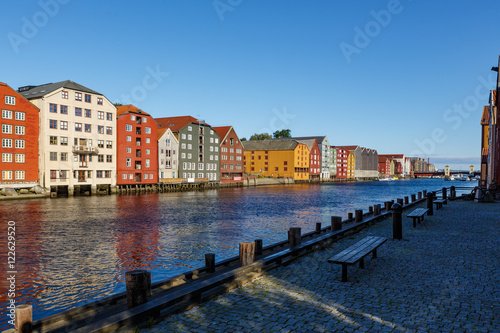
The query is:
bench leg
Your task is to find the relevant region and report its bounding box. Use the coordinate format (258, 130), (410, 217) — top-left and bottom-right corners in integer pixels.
(341, 264), (348, 282)
(359, 258), (364, 269)
(413, 217), (417, 228)
(372, 248), (377, 259)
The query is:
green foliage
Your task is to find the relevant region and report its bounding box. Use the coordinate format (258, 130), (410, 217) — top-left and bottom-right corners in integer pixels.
(249, 133), (272, 140)
(240, 137), (247, 141)
(113, 102), (123, 107)
(273, 129), (291, 138)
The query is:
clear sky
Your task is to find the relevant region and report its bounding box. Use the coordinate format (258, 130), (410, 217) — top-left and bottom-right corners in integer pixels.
(2, 0), (499, 170)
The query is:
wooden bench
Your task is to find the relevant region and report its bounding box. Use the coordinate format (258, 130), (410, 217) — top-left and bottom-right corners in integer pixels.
(328, 236), (387, 282)
(407, 208), (428, 228)
(433, 199), (446, 210)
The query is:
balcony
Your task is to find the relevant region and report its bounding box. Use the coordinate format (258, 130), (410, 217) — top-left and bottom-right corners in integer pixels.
(72, 146), (99, 155)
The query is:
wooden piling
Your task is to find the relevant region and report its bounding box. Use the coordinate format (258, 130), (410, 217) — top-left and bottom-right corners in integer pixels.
(404, 196), (409, 205)
(355, 210), (363, 223)
(331, 216), (342, 231)
(369, 206), (373, 214)
(316, 222), (322, 233)
(397, 198), (404, 206)
(288, 227), (302, 248)
(15, 304), (32, 333)
(411, 194), (416, 202)
(239, 242), (255, 266)
(255, 239), (263, 255)
(348, 212), (353, 220)
(205, 253), (215, 273)
(125, 270), (151, 308)
(418, 192), (422, 200)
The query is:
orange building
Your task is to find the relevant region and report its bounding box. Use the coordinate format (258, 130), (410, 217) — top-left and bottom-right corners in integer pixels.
(347, 151), (355, 179)
(213, 126), (244, 183)
(0, 82), (39, 186)
(242, 139), (309, 180)
(116, 105), (158, 186)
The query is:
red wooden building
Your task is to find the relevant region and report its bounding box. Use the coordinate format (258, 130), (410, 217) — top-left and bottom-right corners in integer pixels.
(116, 105), (158, 186)
(378, 156), (391, 177)
(297, 139), (320, 180)
(0, 82), (39, 186)
(213, 126), (244, 183)
(335, 147), (349, 179)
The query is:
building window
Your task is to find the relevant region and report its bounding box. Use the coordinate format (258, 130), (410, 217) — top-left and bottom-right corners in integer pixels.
(50, 152), (57, 161)
(98, 111), (104, 120)
(97, 140), (104, 148)
(49, 136), (57, 145)
(49, 119), (57, 129)
(15, 154), (25, 163)
(106, 113), (112, 121)
(50, 103), (57, 113)
(98, 154), (104, 162)
(75, 123), (82, 131)
(2, 124), (12, 134)
(105, 155), (112, 163)
(106, 141), (112, 149)
(146, 159), (150, 168)
(15, 140), (25, 149)
(13, 112), (24, 122)
(60, 121), (68, 130)
(60, 137), (67, 146)
(98, 125), (104, 134)
(97, 97), (103, 105)
(126, 147), (131, 153)
(2, 171), (13, 180)
(2, 153), (12, 162)
(2, 110), (13, 119)
(75, 107), (82, 116)
(60, 152), (68, 161)
(145, 127), (151, 134)
(146, 149), (150, 155)
(2, 138), (12, 148)
(84, 109), (91, 117)
(146, 138), (150, 144)
(62, 91), (68, 99)
(106, 127), (112, 135)
(126, 124), (132, 132)
(126, 135), (131, 142)
(126, 158), (131, 167)
(96, 171), (103, 178)
(75, 92), (82, 101)
(59, 105), (68, 114)
(85, 124), (91, 133)
(5, 96), (15, 105)
(85, 94), (91, 103)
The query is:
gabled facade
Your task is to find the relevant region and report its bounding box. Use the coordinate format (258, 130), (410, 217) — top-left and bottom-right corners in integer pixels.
(157, 128), (179, 180)
(330, 147), (337, 178)
(378, 156), (391, 177)
(18, 80), (117, 195)
(155, 116), (220, 181)
(296, 139), (320, 180)
(242, 139), (309, 180)
(334, 147), (349, 179)
(116, 105), (158, 185)
(292, 136), (330, 179)
(480, 105), (490, 187)
(214, 126), (244, 183)
(347, 151), (355, 179)
(0, 82), (39, 187)
(379, 154), (405, 177)
(337, 145), (378, 179)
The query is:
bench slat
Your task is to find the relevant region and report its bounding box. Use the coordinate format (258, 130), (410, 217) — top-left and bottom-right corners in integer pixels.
(407, 208), (428, 217)
(328, 236), (386, 264)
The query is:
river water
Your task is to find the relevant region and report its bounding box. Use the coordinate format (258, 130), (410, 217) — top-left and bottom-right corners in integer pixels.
(0, 179), (475, 327)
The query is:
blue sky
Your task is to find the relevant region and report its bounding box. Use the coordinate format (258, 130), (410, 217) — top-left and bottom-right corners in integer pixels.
(2, 0), (499, 170)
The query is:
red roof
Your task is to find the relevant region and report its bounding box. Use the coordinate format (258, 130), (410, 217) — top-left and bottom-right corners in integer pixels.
(116, 104), (152, 117)
(378, 157), (390, 163)
(336, 145), (359, 151)
(379, 154), (404, 159)
(154, 116), (201, 132)
(213, 126), (232, 142)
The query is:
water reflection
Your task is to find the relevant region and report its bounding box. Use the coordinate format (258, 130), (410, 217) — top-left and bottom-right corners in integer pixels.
(0, 180), (474, 328)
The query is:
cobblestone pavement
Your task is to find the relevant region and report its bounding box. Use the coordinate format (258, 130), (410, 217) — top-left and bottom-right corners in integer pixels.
(141, 200), (500, 332)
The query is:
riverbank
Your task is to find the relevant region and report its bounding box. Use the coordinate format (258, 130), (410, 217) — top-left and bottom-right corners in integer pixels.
(142, 199), (500, 332)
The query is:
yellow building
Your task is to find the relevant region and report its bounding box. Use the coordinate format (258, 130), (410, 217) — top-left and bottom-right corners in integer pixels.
(242, 139), (309, 180)
(347, 152), (355, 179)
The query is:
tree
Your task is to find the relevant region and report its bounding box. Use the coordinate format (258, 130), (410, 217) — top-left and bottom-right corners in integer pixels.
(273, 129), (291, 138)
(113, 103), (123, 107)
(249, 133), (272, 140)
(240, 137), (247, 142)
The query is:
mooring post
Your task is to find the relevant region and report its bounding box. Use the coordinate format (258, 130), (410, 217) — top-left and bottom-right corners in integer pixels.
(397, 198), (404, 206)
(392, 203), (403, 240)
(369, 206), (373, 214)
(348, 212), (353, 220)
(239, 242), (255, 266)
(450, 186), (456, 198)
(331, 216), (342, 231)
(316, 222), (322, 233)
(411, 194), (416, 202)
(255, 239), (263, 255)
(404, 196), (409, 205)
(374, 204), (381, 216)
(384, 201), (392, 212)
(205, 253), (215, 273)
(125, 270), (151, 308)
(426, 193), (434, 216)
(418, 192), (422, 200)
(15, 304), (32, 333)
(442, 187), (447, 204)
(288, 227), (302, 248)
(423, 190), (427, 197)
(355, 210), (363, 223)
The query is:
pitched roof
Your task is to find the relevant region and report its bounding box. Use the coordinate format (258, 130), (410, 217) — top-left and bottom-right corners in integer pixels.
(481, 105), (490, 125)
(242, 139), (299, 151)
(116, 104), (152, 117)
(17, 80), (102, 99)
(379, 154), (404, 159)
(378, 157), (390, 163)
(295, 139), (317, 152)
(0, 81), (40, 111)
(336, 145), (359, 152)
(213, 126), (232, 142)
(154, 116), (201, 132)
(292, 136), (328, 144)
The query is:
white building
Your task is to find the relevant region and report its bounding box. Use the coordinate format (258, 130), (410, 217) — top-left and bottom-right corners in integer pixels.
(157, 127), (179, 179)
(293, 136), (331, 179)
(19, 80), (117, 195)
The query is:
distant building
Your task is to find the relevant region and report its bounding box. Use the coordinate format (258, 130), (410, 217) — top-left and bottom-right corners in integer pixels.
(378, 156), (391, 177)
(480, 105), (490, 187)
(334, 147), (349, 179)
(330, 146), (337, 178)
(292, 136), (330, 179)
(157, 127), (179, 179)
(0, 82), (39, 187)
(336, 145), (378, 179)
(18, 80), (117, 195)
(242, 139), (309, 181)
(116, 105), (158, 186)
(296, 139), (320, 180)
(214, 126), (244, 183)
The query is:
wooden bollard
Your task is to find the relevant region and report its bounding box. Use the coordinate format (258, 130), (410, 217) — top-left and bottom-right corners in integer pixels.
(255, 239), (263, 255)
(374, 204), (381, 216)
(392, 203), (403, 240)
(450, 186), (456, 198)
(423, 190), (427, 196)
(426, 193), (434, 216)
(15, 304), (32, 333)
(418, 192), (422, 200)
(355, 210), (363, 223)
(331, 216), (342, 231)
(411, 194), (416, 202)
(125, 270), (151, 308)
(442, 187), (447, 204)
(397, 198), (404, 206)
(205, 253), (215, 273)
(404, 196), (409, 205)
(288, 228), (302, 248)
(239, 242), (255, 266)
(384, 201), (392, 212)
(369, 206), (373, 214)
(316, 222), (322, 233)
(348, 212), (353, 220)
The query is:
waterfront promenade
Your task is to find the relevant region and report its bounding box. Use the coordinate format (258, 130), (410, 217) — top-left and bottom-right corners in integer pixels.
(142, 199), (499, 333)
